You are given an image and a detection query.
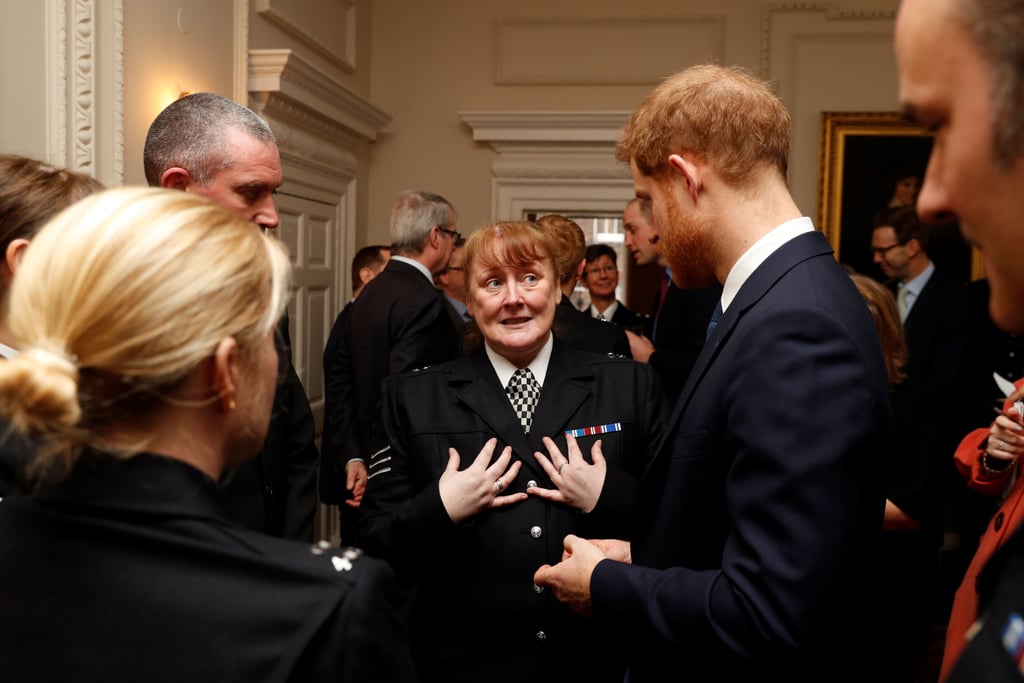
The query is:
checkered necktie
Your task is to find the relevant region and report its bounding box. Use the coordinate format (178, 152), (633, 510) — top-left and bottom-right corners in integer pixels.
(506, 367), (541, 434)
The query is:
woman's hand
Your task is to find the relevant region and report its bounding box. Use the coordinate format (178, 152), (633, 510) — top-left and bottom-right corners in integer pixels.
(987, 412), (1024, 466)
(528, 434), (606, 512)
(439, 438), (527, 524)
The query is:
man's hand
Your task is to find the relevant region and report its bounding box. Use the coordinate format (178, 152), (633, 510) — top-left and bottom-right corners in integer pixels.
(344, 460), (368, 508)
(534, 534), (625, 617)
(626, 330), (655, 363)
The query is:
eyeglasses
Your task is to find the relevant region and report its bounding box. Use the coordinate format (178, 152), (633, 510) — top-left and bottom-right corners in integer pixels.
(585, 265), (618, 276)
(870, 242), (905, 256)
(438, 226), (462, 241)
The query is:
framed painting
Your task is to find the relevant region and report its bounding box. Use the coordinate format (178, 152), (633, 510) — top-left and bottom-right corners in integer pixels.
(816, 111), (982, 282)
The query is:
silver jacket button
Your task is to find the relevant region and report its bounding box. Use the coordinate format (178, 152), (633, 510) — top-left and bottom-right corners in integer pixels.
(536, 631), (547, 641)
(533, 583), (544, 594)
(530, 525), (542, 538)
(527, 480), (538, 488)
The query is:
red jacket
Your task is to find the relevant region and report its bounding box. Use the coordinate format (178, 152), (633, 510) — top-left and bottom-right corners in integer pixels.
(942, 378), (1024, 680)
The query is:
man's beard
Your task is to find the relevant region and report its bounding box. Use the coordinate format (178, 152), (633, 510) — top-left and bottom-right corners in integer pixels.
(659, 199), (719, 289)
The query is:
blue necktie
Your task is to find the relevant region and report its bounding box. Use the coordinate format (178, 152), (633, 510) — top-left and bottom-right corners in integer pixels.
(706, 302), (723, 341)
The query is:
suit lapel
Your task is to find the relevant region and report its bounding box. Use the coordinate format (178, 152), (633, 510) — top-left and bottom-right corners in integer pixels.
(451, 344), (592, 477)
(658, 230), (836, 451)
(528, 343), (593, 449)
(451, 350), (540, 472)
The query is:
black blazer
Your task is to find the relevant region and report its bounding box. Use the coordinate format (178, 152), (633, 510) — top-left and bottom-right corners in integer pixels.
(0, 452), (416, 683)
(899, 267), (975, 453)
(356, 341), (667, 683)
(645, 277), (722, 403)
(320, 299), (355, 505)
(553, 297), (631, 358)
(218, 313), (318, 541)
(0, 315), (320, 543)
(323, 259), (459, 493)
(608, 300), (646, 331)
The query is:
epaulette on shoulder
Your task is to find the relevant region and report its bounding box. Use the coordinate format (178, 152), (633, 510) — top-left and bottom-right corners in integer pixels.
(403, 363), (453, 379)
(309, 541), (364, 573)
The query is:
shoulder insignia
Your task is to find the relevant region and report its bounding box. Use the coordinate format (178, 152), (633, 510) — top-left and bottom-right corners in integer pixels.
(331, 547), (363, 572)
(309, 541), (363, 572)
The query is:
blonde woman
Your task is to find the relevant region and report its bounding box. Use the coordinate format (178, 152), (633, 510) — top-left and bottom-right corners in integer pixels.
(0, 187), (415, 683)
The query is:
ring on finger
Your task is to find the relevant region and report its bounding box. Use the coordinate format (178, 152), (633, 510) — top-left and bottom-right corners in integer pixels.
(558, 463), (568, 475)
(495, 478), (505, 492)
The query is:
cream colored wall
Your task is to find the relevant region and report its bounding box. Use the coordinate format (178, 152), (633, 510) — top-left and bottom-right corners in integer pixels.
(366, 0), (901, 245)
(122, 0), (237, 186)
(2, 0), (902, 242)
(0, 1), (49, 158)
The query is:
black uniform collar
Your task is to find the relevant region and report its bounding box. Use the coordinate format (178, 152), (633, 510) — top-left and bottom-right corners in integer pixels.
(32, 451), (229, 522)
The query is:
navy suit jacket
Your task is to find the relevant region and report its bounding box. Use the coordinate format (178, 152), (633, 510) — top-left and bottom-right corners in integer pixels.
(590, 230), (890, 681)
(355, 341), (667, 683)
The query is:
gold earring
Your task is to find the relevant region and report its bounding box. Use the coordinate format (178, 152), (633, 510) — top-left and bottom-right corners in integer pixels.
(228, 399), (236, 411)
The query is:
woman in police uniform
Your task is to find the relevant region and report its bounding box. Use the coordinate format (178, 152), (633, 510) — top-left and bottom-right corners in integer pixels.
(0, 188), (415, 683)
(356, 220), (667, 683)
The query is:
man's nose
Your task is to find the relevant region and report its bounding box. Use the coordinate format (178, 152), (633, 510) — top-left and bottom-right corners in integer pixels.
(256, 196), (279, 231)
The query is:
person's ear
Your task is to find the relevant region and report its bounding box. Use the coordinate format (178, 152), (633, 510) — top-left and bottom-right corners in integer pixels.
(668, 153), (702, 202)
(211, 337), (240, 413)
(905, 237), (922, 258)
(573, 258), (586, 283)
(160, 167), (193, 191)
(5, 238), (31, 275)
(359, 266), (376, 287)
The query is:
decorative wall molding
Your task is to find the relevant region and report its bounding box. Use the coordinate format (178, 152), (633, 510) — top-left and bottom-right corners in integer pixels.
(48, 0), (69, 164)
(249, 49), (389, 149)
(495, 15), (723, 85)
(760, 3), (897, 77)
(47, 0), (124, 184)
(255, 0), (355, 73)
(460, 111), (630, 144)
(759, 2), (898, 218)
(71, 0), (96, 172)
(460, 111), (633, 219)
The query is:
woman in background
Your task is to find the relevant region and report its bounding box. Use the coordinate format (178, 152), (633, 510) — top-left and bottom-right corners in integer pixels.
(0, 187), (415, 683)
(0, 153), (104, 496)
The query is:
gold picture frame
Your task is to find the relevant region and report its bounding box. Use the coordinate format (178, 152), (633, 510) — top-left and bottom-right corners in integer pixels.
(817, 111), (983, 281)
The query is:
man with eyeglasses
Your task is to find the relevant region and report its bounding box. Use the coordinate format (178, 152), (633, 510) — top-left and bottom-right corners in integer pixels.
(581, 243), (644, 332)
(325, 190), (460, 541)
(436, 236), (471, 324)
(872, 204), (977, 608)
